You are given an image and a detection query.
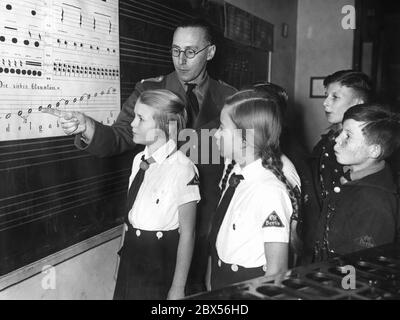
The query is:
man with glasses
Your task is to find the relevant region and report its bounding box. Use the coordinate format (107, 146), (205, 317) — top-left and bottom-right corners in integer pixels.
(59, 17), (237, 296)
(61, 17), (235, 154)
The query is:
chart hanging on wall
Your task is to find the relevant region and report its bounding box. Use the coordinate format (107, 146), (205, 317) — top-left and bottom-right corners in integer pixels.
(0, 0), (120, 141)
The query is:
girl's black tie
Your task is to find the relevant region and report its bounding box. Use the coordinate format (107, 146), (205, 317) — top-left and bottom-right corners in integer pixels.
(124, 155), (155, 224)
(209, 173), (244, 250)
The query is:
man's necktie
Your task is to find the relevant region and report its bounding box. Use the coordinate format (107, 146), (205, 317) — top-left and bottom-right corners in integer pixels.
(209, 173), (244, 250)
(185, 83), (199, 128)
(125, 155), (155, 224)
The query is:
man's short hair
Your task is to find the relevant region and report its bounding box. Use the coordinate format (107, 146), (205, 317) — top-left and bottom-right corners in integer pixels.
(324, 70), (373, 102)
(176, 17), (214, 44)
(343, 103), (400, 160)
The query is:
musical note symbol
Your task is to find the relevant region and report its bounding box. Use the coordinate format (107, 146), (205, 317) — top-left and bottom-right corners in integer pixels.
(31, 5), (37, 16)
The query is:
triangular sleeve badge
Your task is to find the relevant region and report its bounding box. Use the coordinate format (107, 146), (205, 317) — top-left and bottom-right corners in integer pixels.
(262, 211), (284, 228)
(187, 173), (200, 186)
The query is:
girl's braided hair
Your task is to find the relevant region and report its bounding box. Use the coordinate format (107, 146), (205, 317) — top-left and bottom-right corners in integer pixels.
(224, 88), (302, 255)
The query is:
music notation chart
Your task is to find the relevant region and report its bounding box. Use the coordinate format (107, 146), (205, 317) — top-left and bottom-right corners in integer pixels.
(0, 0), (120, 141)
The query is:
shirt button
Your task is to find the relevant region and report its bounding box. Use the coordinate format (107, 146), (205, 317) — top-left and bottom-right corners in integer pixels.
(231, 264), (239, 272)
(218, 259), (222, 267)
(262, 265), (267, 272)
(321, 164), (325, 169)
(156, 231), (163, 239)
(324, 153), (329, 157)
(136, 230), (141, 237)
(334, 186), (341, 193)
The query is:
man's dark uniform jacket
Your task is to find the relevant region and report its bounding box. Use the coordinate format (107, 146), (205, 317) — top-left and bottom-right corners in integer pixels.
(75, 71), (237, 293)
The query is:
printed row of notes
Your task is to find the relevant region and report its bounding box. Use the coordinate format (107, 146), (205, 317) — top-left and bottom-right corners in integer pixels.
(55, 38), (117, 55)
(0, 35), (117, 55)
(0, 67), (42, 77)
(3, 117), (117, 135)
(0, 35), (41, 47)
(53, 63), (119, 79)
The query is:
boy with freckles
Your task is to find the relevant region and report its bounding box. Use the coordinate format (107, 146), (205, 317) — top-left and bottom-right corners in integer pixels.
(309, 104), (400, 261)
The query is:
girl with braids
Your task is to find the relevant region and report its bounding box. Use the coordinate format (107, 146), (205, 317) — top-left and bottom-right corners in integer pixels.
(207, 88), (301, 290)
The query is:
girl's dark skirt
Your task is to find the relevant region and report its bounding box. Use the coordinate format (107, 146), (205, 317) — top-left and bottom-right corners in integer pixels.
(210, 250), (265, 290)
(113, 225), (179, 300)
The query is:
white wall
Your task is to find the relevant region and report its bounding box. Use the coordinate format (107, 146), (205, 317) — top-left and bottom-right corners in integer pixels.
(294, 0), (355, 149)
(0, 237), (120, 300)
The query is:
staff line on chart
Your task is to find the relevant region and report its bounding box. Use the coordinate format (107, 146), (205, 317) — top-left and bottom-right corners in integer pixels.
(0, 87), (118, 120)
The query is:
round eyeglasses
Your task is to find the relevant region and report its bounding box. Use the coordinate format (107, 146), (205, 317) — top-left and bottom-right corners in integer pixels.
(171, 44), (211, 59)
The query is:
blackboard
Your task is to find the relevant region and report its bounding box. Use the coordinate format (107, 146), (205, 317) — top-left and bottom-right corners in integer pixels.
(0, 0), (271, 277)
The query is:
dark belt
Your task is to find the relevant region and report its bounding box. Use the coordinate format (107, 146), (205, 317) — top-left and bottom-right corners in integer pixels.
(215, 256), (266, 273)
(211, 251), (265, 290)
(126, 223), (179, 241)
(212, 247), (265, 273)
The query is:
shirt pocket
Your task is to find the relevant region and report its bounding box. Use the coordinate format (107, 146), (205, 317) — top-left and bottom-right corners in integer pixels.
(150, 186), (169, 208)
(229, 209), (247, 233)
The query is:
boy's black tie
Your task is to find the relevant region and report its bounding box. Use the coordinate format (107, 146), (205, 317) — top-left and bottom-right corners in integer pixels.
(209, 173), (244, 249)
(185, 83), (199, 128)
(125, 155), (155, 224)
